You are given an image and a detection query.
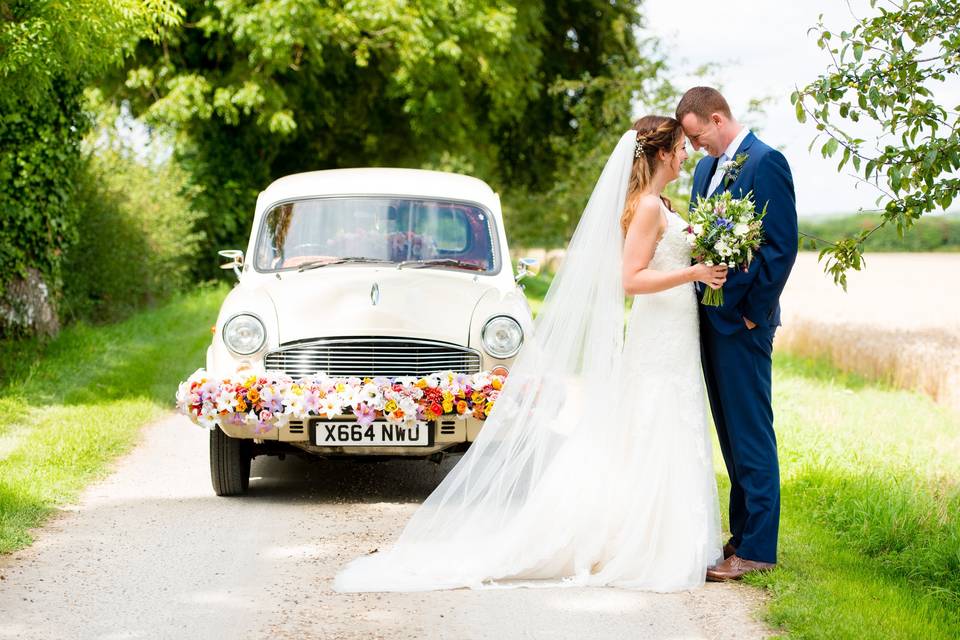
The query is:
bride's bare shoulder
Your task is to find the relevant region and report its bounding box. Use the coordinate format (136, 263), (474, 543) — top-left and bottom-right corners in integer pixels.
(628, 194), (665, 230)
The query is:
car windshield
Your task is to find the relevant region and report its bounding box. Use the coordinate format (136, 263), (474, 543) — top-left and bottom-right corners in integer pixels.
(255, 197), (497, 272)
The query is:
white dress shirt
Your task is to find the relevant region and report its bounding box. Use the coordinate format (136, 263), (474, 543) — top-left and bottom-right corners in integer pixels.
(706, 127), (751, 195)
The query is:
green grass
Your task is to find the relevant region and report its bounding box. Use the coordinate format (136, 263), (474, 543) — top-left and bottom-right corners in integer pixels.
(0, 284), (226, 553)
(746, 352), (960, 638)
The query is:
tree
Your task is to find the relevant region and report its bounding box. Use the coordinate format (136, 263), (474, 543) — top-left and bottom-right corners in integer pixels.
(792, 0), (960, 288)
(0, 0), (182, 335)
(113, 1), (661, 270)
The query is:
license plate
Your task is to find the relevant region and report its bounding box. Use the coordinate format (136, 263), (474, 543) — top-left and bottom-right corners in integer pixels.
(313, 420), (430, 446)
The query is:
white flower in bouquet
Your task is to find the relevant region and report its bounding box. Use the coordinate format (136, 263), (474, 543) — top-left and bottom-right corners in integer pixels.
(734, 223), (750, 237)
(214, 388), (236, 413)
(399, 397), (419, 420)
(693, 223), (704, 235)
(319, 397), (342, 418)
(283, 390), (306, 419)
(357, 382), (384, 409)
(175, 381), (191, 413)
(198, 406), (219, 430)
(273, 412), (291, 429)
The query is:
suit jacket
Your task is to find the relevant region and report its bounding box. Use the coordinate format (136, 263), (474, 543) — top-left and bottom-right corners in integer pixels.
(690, 132), (798, 335)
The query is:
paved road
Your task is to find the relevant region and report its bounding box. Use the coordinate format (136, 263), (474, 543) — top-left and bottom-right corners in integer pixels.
(0, 414), (771, 639)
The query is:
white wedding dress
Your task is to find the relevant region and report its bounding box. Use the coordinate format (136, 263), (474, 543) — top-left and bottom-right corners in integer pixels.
(333, 132), (722, 593)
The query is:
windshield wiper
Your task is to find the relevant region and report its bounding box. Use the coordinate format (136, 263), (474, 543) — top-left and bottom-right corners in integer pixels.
(396, 258), (486, 271)
(297, 257), (391, 272)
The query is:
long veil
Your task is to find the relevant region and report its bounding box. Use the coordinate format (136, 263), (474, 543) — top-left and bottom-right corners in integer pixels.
(333, 131), (642, 591)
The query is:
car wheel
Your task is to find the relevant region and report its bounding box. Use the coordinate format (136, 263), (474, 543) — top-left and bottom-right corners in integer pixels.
(209, 427), (252, 496)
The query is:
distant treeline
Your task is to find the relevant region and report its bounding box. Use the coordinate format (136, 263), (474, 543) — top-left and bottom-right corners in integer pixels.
(799, 214), (960, 252)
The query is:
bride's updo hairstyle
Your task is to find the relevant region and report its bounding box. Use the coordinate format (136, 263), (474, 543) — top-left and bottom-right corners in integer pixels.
(620, 115), (684, 236)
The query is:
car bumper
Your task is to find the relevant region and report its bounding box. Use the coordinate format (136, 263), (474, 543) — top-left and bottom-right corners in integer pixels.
(217, 414), (486, 456)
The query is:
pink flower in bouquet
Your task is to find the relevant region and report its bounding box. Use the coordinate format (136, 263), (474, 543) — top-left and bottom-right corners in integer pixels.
(354, 403), (377, 427)
(302, 387), (322, 414)
(259, 385), (283, 412)
(257, 410), (274, 431)
(199, 379), (219, 402)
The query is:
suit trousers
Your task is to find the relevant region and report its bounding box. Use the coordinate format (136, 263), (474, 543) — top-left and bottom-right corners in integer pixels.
(700, 316), (780, 564)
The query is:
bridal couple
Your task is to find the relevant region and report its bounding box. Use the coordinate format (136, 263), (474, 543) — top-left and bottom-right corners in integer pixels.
(334, 86), (799, 592)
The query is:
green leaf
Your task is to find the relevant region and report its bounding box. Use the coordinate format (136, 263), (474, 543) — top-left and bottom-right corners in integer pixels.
(822, 137), (840, 158)
(839, 146), (851, 170)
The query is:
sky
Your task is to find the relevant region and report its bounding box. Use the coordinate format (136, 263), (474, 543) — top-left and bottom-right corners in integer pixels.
(641, 0), (959, 216)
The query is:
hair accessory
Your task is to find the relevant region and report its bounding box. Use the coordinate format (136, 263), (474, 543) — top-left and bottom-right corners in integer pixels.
(635, 134), (646, 158)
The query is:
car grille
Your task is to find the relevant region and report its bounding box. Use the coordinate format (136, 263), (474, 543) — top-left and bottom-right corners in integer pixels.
(264, 337), (482, 379)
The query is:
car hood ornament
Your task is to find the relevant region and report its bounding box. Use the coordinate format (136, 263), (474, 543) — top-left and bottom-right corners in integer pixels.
(370, 282), (380, 306)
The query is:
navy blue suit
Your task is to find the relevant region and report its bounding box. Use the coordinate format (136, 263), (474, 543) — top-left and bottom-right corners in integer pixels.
(690, 131), (797, 564)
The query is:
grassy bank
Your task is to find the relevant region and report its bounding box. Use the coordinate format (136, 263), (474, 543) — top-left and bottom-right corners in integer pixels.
(744, 353), (960, 638)
(776, 318), (960, 413)
(0, 284), (226, 553)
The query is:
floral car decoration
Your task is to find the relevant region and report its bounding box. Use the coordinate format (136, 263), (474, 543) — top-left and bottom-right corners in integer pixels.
(176, 368), (507, 434)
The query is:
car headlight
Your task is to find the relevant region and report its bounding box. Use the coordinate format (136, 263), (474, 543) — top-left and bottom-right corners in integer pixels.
(481, 315), (523, 359)
(223, 314), (266, 355)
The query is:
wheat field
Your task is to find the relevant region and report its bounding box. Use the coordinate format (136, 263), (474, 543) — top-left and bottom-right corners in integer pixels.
(777, 253), (960, 411)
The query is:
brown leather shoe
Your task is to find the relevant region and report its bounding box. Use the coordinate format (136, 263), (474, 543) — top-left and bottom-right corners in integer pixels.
(722, 543), (737, 560)
(706, 555), (775, 582)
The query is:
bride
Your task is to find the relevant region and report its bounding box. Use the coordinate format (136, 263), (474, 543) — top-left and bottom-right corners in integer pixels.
(333, 116), (728, 593)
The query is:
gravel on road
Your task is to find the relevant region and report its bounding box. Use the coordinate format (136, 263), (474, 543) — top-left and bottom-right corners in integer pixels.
(0, 414), (772, 640)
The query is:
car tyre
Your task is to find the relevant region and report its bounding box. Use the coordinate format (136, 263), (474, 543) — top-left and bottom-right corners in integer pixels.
(210, 427), (252, 496)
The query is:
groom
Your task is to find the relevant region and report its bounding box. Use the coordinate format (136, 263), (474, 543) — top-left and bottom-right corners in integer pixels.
(677, 87), (798, 581)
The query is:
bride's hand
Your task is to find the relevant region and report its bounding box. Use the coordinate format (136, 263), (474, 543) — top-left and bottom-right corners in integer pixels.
(691, 264), (729, 290)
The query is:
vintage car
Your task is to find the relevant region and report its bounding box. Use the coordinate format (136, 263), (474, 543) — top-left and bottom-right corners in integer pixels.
(207, 167), (539, 495)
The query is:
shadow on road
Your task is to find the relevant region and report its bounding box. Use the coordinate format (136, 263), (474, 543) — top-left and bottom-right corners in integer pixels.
(243, 452), (461, 505)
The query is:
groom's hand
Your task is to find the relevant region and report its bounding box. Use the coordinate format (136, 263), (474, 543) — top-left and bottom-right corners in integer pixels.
(743, 316), (757, 330)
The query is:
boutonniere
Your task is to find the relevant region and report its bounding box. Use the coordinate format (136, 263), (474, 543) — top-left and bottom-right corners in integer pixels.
(721, 152), (749, 187)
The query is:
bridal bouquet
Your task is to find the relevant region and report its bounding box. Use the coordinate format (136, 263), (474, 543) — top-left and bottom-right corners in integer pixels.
(684, 191), (765, 307)
(176, 369), (505, 434)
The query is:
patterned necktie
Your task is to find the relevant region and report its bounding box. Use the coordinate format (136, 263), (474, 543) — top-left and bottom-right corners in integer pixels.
(707, 153), (728, 196)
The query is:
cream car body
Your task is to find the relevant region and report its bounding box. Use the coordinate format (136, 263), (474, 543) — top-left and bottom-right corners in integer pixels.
(206, 168), (538, 495)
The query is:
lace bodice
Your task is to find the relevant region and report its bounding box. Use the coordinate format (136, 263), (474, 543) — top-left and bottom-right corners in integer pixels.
(648, 201), (692, 272)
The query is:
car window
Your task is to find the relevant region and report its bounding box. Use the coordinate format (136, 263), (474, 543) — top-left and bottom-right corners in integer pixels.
(255, 197), (497, 272)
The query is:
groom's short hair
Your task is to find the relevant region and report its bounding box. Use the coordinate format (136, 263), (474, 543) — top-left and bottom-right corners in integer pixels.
(676, 87), (733, 122)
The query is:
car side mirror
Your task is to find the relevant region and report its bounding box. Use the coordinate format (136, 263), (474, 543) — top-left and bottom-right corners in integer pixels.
(219, 249), (244, 280)
(514, 256), (541, 283)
